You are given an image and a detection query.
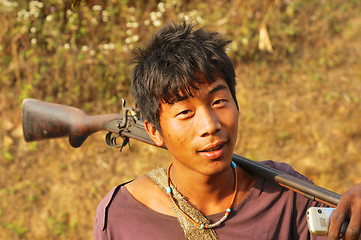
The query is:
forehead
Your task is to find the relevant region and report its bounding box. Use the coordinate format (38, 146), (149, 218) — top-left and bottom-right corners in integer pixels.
(189, 76), (228, 97)
(165, 75), (229, 104)
(161, 74), (228, 103)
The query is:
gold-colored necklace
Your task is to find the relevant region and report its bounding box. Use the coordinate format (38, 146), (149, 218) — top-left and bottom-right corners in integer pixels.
(166, 161), (238, 229)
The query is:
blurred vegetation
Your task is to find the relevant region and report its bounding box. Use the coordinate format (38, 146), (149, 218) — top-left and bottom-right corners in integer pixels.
(1, 0), (361, 239)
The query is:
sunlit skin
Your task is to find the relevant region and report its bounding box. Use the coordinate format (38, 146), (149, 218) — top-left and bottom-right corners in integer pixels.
(125, 75), (361, 239)
(329, 185), (361, 240)
(126, 76), (256, 216)
(151, 76), (241, 214)
(157, 76), (239, 178)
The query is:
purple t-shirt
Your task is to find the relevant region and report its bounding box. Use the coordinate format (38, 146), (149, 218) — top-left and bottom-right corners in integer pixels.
(94, 161), (327, 239)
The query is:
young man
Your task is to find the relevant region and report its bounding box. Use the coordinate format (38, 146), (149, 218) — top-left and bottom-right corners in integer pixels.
(94, 22), (361, 239)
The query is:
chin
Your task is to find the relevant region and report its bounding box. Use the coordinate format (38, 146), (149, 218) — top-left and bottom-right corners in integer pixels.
(202, 160), (233, 176)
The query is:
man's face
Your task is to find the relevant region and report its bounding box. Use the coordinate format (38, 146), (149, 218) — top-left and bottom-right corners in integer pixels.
(155, 75), (239, 176)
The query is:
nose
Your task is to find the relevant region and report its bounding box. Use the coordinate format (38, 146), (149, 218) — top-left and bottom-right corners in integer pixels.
(198, 107), (221, 137)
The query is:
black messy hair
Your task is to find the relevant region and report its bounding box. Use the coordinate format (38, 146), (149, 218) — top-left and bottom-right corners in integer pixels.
(131, 21), (238, 132)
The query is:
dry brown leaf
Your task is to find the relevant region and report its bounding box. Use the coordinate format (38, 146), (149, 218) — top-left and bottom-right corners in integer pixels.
(258, 22), (273, 53)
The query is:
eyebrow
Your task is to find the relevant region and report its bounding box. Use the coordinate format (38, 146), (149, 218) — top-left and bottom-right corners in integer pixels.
(209, 84), (228, 94)
(171, 84), (228, 103)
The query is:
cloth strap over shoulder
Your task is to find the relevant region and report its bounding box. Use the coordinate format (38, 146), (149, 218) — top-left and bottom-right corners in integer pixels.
(147, 168), (219, 240)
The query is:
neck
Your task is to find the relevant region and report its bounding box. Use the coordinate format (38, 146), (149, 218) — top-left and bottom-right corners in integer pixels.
(169, 162), (236, 215)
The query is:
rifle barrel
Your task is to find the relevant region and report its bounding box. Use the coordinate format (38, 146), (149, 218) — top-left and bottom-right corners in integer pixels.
(21, 98), (342, 206)
(232, 154), (341, 207)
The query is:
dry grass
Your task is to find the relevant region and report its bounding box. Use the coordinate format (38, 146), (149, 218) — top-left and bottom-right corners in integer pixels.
(1, 0), (360, 239)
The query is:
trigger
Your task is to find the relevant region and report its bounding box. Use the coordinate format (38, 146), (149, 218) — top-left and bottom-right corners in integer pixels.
(119, 137), (129, 152)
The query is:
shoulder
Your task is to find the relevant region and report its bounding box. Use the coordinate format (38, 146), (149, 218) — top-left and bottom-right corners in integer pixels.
(94, 175), (174, 232)
(94, 181), (131, 232)
(94, 177), (152, 232)
(260, 160), (313, 183)
(126, 175), (175, 216)
(126, 175), (163, 199)
(251, 160), (318, 206)
(256, 160), (325, 209)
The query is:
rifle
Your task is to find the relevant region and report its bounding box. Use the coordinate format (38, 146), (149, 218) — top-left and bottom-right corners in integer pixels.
(21, 98), (342, 207)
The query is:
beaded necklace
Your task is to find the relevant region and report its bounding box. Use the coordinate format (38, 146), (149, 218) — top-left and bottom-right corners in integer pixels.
(166, 161), (238, 229)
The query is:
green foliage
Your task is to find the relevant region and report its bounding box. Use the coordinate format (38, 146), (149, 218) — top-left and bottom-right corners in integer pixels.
(47, 216), (67, 237)
(28, 142), (38, 151)
(1, 220), (29, 237)
(2, 0), (359, 109)
(3, 149), (13, 163)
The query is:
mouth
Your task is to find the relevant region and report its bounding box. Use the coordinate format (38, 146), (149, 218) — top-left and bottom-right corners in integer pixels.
(197, 141), (228, 159)
(198, 142), (226, 152)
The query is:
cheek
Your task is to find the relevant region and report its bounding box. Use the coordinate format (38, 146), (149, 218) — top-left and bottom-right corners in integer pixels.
(222, 107), (239, 128)
(231, 111), (239, 128)
(164, 121), (190, 143)
(226, 111), (239, 144)
(229, 119), (239, 137)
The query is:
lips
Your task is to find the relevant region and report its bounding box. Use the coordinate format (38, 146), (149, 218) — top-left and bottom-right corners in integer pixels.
(198, 142), (225, 152)
(197, 141), (227, 159)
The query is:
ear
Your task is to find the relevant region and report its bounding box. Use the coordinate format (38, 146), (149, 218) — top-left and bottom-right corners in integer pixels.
(144, 120), (165, 147)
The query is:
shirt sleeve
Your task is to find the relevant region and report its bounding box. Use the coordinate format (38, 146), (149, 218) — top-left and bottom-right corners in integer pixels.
(94, 213), (108, 240)
(93, 185), (122, 240)
(260, 160), (329, 240)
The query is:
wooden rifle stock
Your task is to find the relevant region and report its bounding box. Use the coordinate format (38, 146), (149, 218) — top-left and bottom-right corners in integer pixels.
(22, 98), (121, 148)
(21, 98), (154, 148)
(21, 98), (342, 207)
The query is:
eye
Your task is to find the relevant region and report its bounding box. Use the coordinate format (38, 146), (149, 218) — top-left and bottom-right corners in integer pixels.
(212, 99), (226, 106)
(178, 110), (190, 115)
(176, 109), (193, 119)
